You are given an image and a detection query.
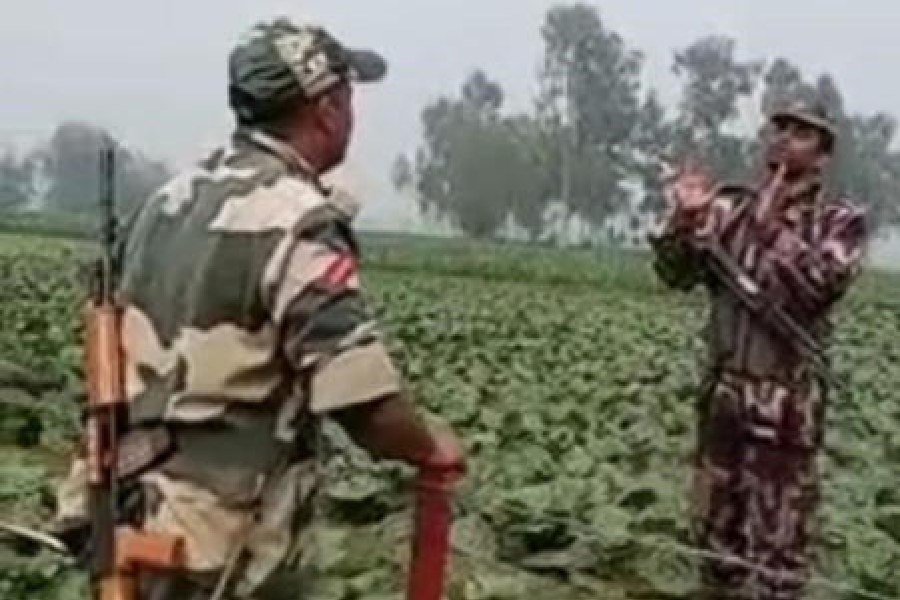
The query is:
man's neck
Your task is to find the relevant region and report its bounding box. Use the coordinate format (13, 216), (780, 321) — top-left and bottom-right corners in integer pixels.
(288, 136), (325, 177)
(244, 129), (321, 178)
(782, 171), (822, 204)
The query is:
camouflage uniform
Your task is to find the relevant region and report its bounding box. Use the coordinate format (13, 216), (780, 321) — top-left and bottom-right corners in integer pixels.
(651, 123), (867, 598)
(57, 21), (396, 599)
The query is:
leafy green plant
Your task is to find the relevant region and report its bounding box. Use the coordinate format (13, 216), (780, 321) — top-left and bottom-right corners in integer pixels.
(0, 232), (897, 599)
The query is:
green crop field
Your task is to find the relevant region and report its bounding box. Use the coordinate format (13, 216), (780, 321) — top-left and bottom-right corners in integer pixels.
(0, 231), (898, 599)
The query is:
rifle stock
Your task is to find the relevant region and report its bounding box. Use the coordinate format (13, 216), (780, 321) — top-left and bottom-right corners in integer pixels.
(85, 144), (182, 600)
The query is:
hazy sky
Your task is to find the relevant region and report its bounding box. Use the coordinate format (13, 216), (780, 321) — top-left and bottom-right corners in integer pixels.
(1, 0), (899, 263)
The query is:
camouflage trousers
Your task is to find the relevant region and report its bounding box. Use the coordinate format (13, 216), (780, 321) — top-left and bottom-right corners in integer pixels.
(56, 455), (322, 599)
(139, 561), (320, 600)
(139, 564), (323, 600)
(693, 372), (824, 600)
(136, 456), (321, 600)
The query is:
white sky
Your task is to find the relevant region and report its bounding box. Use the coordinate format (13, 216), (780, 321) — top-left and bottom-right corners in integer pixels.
(1, 0), (898, 264)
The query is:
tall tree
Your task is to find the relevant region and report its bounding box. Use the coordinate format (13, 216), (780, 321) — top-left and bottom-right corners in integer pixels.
(462, 70), (503, 117)
(37, 122), (109, 214)
(0, 152), (34, 211)
(538, 3), (644, 235)
(407, 71), (538, 238)
(671, 36), (762, 180)
(33, 122), (170, 217)
(837, 112), (900, 228)
(503, 114), (554, 240)
(390, 154), (413, 193)
(633, 90), (674, 216)
(760, 58), (812, 117)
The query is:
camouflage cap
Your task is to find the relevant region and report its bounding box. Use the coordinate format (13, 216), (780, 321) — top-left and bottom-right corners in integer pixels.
(770, 98), (837, 143)
(228, 18), (387, 122)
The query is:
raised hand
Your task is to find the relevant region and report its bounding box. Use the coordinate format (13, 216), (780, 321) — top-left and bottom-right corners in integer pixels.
(664, 161), (716, 214)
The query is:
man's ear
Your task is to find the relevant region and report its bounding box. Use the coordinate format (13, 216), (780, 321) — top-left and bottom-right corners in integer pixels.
(310, 84), (351, 144)
(314, 93), (339, 135)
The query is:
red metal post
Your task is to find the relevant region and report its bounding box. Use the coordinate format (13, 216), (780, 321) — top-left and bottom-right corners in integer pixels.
(407, 464), (462, 600)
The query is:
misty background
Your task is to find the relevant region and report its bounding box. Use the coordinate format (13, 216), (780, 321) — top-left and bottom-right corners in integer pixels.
(1, 0), (898, 266)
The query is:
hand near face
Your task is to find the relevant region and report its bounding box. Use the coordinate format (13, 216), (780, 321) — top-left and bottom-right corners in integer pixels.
(664, 161), (715, 214)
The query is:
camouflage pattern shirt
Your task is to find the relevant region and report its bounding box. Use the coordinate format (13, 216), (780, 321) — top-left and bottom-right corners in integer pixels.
(119, 128), (400, 582)
(650, 173), (868, 384)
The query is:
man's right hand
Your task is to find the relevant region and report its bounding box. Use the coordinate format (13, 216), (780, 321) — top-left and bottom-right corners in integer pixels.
(665, 162), (716, 214)
(418, 424), (466, 474)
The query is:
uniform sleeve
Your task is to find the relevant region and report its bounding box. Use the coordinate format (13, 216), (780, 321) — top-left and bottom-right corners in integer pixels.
(753, 202), (868, 315)
(262, 219), (400, 414)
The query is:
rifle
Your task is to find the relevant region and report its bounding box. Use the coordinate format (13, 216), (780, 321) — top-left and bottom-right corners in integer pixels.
(84, 142), (182, 600)
(659, 161), (842, 391)
(693, 237), (843, 391)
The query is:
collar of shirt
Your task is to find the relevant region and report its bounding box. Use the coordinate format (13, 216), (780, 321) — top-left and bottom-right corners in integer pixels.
(235, 128), (361, 221)
(235, 128), (325, 188)
(781, 174), (823, 226)
(755, 171), (823, 226)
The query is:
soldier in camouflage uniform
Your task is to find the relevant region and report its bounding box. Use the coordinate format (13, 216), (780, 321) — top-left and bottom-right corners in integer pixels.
(650, 101), (868, 599)
(55, 19), (464, 599)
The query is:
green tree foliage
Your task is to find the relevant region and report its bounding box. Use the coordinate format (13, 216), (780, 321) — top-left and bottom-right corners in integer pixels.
(670, 36), (762, 180)
(31, 122), (171, 219)
(760, 58), (811, 117)
(0, 153), (34, 212)
(34, 122), (108, 214)
(632, 91), (673, 216)
(401, 4), (648, 242)
(400, 3), (900, 241)
(537, 3), (644, 233)
(390, 153), (413, 193)
(504, 115), (555, 240)
(835, 111), (900, 229)
(405, 71), (549, 239)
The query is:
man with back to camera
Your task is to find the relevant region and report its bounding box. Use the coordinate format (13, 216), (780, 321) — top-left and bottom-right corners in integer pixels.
(649, 99), (868, 599)
(53, 18), (465, 599)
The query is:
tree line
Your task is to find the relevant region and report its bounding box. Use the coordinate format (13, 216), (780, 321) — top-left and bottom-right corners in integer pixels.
(0, 122), (171, 222)
(394, 3), (900, 244)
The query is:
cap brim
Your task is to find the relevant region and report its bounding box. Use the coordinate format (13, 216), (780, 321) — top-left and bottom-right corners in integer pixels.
(347, 48), (387, 83)
(771, 110), (836, 139)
